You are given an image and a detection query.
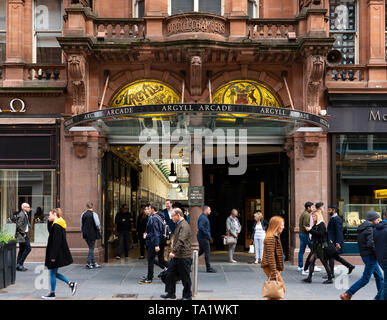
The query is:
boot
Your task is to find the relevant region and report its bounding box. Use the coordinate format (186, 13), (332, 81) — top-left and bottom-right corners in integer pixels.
(323, 273), (334, 284)
(302, 274), (312, 283)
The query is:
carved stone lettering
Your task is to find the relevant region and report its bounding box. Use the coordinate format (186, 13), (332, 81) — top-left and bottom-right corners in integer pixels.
(167, 16), (226, 35)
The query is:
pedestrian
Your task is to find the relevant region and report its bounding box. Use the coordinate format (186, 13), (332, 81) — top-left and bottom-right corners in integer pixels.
(374, 211), (387, 300)
(226, 209), (242, 263)
(115, 203), (133, 259)
(15, 203), (32, 271)
(326, 204), (355, 278)
(137, 205), (150, 259)
(162, 200), (176, 260)
(42, 208), (77, 299)
(161, 208), (193, 300)
(197, 205), (216, 273)
(297, 202), (314, 274)
(252, 211), (268, 264)
(382, 210), (387, 222)
(340, 211), (383, 300)
(261, 216), (286, 300)
(302, 208), (333, 284)
(139, 203), (168, 284)
(80, 202), (102, 269)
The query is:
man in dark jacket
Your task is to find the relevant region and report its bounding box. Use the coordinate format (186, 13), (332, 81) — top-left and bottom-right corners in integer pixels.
(139, 204), (168, 284)
(115, 204), (133, 259)
(15, 203), (32, 271)
(161, 208), (192, 300)
(326, 205), (355, 278)
(80, 202), (102, 269)
(197, 205), (216, 273)
(162, 200), (176, 261)
(374, 213), (387, 300)
(340, 211), (384, 300)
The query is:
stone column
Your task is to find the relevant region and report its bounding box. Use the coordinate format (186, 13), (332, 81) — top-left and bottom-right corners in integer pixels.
(229, 0), (248, 41)
(144, 0), (168, 41)
(286, 132), (330, 265)
(61, 126), (106, 264)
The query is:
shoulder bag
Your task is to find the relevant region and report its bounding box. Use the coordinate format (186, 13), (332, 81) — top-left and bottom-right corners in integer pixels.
(262, 274), (285, 300)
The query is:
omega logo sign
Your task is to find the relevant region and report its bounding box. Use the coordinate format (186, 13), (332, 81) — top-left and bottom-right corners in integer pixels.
(0, 98), (26, 113)
(369, 110), (387, 122)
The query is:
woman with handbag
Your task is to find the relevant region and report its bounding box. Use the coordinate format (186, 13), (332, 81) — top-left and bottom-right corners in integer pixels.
(302, 209), (333, 284)
(226, 209), (241, 263)
(261, 216), (286, 300)
(252, 211), (268, 264)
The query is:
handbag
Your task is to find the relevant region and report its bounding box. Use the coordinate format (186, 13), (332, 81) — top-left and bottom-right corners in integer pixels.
(223, 235), (237, 245)
(249, 244), (254, 254)
(324, 240), (337, 258)
(262, 274), (285, 299)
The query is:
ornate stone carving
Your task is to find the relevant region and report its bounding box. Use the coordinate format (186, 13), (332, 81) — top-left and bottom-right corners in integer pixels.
(299, 0), (321, 9)
(71, 0), (91, 6)
(72, 132), (88, 159)
(166, 14), (226, 36)
(190, 56), (202, 97)
(306, 55), (325, 115)
(68, 54), (86, 115)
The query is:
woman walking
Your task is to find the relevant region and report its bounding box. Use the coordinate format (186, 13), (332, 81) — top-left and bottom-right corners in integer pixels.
(302, 209), (333, 284)
(42, 208), (77, 299)
(261, 216), (286, 300)
(137, 205), (150, 259)
(226, 209), (242, 263)
(252, 211), (268, 264)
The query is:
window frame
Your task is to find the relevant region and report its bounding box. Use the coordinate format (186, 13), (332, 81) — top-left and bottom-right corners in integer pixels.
(248, 0), (259, 19)
(168, 0), (224, 16)
(0, 0), (6, 63)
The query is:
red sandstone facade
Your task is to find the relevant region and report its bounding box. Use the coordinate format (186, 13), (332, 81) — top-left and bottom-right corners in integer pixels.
(1, 0), (386, 265)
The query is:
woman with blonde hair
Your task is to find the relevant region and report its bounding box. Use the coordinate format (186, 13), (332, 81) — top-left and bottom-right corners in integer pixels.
(42, 208), (77, 299)
(303, 207), (333, 284)
(252, 211), (268, 264)
(261, 216), (286, 299)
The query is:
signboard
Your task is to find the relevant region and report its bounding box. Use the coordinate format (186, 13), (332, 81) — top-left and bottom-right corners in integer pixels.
(64, 104), (330, 131)
(374, 189), (387, 199)
(188, 186), (204, 206)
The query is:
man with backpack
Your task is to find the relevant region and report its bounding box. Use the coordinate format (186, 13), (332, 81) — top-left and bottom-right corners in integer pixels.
(139, 204), (169, 284)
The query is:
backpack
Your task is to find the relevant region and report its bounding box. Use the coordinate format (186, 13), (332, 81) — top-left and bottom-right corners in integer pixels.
(154, 213), (171, 241)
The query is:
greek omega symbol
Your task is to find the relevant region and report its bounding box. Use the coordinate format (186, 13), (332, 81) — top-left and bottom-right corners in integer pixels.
(0, 98), (26, 113)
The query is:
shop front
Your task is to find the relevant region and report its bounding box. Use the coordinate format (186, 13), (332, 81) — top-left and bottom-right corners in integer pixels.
(328, 94), (387, 254)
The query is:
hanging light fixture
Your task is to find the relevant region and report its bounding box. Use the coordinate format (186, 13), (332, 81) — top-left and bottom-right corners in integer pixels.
(172, 180), (179, 189)
(168, 160), (177, 182)
(179, 186), (183, 194)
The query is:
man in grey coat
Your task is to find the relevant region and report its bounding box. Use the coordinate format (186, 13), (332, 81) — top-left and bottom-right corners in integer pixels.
(15, 203), (32, 271)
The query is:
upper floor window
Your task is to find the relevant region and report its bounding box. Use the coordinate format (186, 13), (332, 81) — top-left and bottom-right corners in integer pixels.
(385, 0), (387, 61)
(329, 0), (357, 64)
(170, 0), (223, 16)
(0, 0), (5, 63)
(248, 0), (259, 18)
(34, 0), (62, 64)
(134, 0), (144, 18)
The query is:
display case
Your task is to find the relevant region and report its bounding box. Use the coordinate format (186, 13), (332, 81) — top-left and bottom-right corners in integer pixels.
(341, 204), (387, 242)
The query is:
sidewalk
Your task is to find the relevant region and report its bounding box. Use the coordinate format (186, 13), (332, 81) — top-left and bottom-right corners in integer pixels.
(0, 251), (380, 300)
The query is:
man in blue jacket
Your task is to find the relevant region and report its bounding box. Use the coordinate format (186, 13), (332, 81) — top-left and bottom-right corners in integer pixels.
(374, 212), (387, 300)
(197, 205), (216, 273)
(326, 205), (355, 278)
(139, 204), (168, 284)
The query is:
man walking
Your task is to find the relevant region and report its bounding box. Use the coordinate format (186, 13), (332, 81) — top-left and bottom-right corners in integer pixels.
(197, 205), (216, 273)
(115, 204), (133, 259)
(162, 200), (176, 260)
(326, 205), (355, 278)
(15, 203), (32, 271)
(139, 204), (168, 284)
(298, 202), (314, 274)
(374, 211), (387, 300)
(161, 208), (192, 300)
(80, 203), (102, 269)
(341, 211), (383, 300)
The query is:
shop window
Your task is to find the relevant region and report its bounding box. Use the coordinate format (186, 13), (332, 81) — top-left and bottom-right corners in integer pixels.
(34, 0), (62, 64)
(248, 0), (259, 19)
(329, 0), (357, 65)
(0, 170), (55, 244)
(0, 0), (5, 63)
(335, 134), (387, 243)
(169, 0), (223, 15)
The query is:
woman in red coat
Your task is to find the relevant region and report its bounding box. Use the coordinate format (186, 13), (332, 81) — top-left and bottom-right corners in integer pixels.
(42, 208), (77, 299)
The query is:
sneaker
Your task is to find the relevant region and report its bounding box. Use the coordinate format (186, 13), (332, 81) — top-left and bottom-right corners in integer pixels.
(301, 270), (309, 275)
(68, 282), (77, 296)
(92, 263), (102, 268)
(17, 265), (28, 272)
(116, 256), (121, 260)
(314, 266), (322, 272)
(41, 292), (56, 300)
(160, 293), (176, 299)
(139, 279), (152, 284)
(297, 267), (303, 272)
(86, 264), (94, 269)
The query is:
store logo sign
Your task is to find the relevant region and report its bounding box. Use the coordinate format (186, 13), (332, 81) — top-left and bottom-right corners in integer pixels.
(369, 110), (387, 122)
(0, 98), (26, 113)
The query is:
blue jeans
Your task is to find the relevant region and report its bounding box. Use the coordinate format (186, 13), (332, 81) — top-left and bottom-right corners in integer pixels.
(85, 239), (96, 265)
(254, 237), (264, 261)
(298, 233), (312, 268)
(50, 268), (70, 292)
(382, 264), (387, 300)
(346, 256), (384, 300)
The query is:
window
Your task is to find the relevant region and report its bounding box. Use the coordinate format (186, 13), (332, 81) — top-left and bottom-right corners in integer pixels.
(385, 0), (387, 61)
(0, 0), (6, 62)
(248, 0), (259, 19)
(169, 0), (223, 16)
(34, 0), (62, 64)
(329, 0), (357, 64)
(133, 0), (144, 18)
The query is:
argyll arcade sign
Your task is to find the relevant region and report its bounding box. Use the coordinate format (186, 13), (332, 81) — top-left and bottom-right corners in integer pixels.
(64, 104), (330, 131)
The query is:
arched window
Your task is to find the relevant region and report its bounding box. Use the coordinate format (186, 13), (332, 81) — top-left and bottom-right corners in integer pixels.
(329, 0), (357, 64)
(170, 0), (223, 16)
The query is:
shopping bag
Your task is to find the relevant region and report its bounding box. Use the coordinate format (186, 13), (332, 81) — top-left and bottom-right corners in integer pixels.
(249, 245), (254, 254)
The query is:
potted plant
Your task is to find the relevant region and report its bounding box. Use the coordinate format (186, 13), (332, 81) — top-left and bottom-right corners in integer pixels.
(0, 230), (17, 289)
